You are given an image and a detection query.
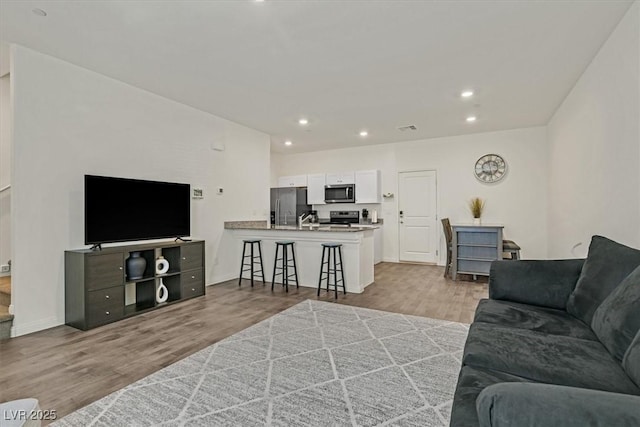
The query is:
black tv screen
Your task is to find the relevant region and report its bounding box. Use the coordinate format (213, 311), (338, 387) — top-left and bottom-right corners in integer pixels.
(85, 175), (190, 245)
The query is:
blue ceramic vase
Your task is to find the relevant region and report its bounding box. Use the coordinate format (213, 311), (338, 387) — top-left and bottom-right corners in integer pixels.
(126, 251), (146, 280)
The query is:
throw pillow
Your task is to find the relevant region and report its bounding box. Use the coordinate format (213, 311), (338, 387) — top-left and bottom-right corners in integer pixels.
(592, 265), (640, 360)
(567, 236), (640, 325)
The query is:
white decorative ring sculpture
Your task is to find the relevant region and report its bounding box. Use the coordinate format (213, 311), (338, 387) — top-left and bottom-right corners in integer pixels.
(156, 278), (169, 304)
(156, 256), (170, 274)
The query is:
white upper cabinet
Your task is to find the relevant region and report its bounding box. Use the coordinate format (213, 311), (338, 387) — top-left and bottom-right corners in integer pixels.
(307, 174), (326, 205)
(355, 170), (382, 203)
(277, 175), (308, 187)
(326, 172), (355, 185)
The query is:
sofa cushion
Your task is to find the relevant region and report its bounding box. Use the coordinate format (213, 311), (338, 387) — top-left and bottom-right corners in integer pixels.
(450, 365), (530, 427)
(463, 322), (640, 395)
(567, 236), (640, 325)
(592, 265), (640, 360)
(476, 383), (640, 427)
(624, 330), (640, 387)
(475, 299), (597, 341)
(489, 259), (585, 310)
(566, 236), (640, 325)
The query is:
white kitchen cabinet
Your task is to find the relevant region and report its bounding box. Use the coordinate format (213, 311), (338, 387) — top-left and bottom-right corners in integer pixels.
(277, 175), (308, 187)
(355, 170), (382, 203)
(307, 173), (326, 205)
(326, 172), (355, 185)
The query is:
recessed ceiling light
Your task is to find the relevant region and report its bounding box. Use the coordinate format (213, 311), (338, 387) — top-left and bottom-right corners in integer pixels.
(284, 140), (292, 146)
(359, 130), (368, 137)
(461, 90), (474, 98)
(298, 118), (308, 125)
(466, 116), (477, 123)
(32, 8), (47, 16)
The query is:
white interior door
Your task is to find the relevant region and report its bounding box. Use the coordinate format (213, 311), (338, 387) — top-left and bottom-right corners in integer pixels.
(398, 170), (437, 263)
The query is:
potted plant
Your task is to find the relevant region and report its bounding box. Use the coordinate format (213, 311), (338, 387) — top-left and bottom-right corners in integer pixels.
(468, 197), (485, 225)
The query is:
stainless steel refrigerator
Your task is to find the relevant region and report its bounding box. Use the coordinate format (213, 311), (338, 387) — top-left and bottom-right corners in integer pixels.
(270, 187), (311, 226)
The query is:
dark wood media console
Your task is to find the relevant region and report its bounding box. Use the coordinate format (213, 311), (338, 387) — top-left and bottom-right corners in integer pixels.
(65, 240), (205, 330)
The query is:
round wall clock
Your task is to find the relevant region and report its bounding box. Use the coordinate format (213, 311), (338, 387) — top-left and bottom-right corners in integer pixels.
(474, 154), (507, 183)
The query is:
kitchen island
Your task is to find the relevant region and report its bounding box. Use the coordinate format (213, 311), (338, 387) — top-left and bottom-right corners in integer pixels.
(224, 221), (378, 293)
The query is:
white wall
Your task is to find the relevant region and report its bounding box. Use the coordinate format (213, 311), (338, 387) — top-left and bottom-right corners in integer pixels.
(10, 45), (271, 336)
(0, 74), (10, 275)
(273, 127), (548, 263)
(547, 2), (640, 258)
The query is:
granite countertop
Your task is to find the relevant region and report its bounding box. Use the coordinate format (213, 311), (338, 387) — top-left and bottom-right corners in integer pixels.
(224, 221), (380, 232)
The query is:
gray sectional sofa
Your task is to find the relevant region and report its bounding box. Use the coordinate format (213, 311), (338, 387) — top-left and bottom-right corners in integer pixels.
(451, 236), (640, 427)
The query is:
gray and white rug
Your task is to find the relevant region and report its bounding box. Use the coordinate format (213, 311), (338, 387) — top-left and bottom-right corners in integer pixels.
(54, 300), (469, 427)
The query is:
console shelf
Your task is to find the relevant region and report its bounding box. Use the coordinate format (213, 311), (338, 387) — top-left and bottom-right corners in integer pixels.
(451, 225), (503, 280)
(65, 240), (205, 330)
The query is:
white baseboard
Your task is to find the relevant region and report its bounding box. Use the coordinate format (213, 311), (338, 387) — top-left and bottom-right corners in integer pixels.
(209, 272), (238, 285)
(381, 257), (445, 266)
(13, 316), (61, 337)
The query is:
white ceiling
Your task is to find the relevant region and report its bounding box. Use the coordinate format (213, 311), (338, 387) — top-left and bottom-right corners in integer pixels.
(0, 0), (633, 153)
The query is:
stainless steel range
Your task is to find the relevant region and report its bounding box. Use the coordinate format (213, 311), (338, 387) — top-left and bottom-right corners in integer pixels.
(328, 210), (360, 225)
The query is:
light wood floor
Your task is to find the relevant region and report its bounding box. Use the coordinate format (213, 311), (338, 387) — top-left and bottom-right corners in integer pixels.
(0, 275), (11, 294)
(0, 262), (486, 424)
(0, 276), (11, 320)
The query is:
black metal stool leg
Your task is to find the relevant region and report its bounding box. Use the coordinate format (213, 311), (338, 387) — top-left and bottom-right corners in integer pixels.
(283, 244), (289, 293)
(291, 244), (299, 289)
(318, 246), (326, 296)
(332, 247), (339, 299)
(257, 241), (266, 285)
(326, 248), (331, 293)
(238, 242), (246, 286)
(271, 244), (278, 291)
(250, 242), (255, 287)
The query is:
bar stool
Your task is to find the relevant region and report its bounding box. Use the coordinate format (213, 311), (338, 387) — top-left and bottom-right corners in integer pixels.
(238, 239), (266, 287)
(503, 240), (521, 260)
(272, 241), (299, 292)
(318, 243), (346, 299)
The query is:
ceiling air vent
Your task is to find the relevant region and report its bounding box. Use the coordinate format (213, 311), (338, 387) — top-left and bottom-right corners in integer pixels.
(397, 125), (418, 132)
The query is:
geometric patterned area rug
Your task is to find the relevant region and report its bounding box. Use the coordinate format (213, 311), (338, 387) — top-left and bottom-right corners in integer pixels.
(53, 300), (469, 427)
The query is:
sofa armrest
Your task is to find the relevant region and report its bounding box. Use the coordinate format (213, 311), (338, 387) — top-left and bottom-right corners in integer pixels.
(488, 259), (584, 309)
(477, 383), (640, 427)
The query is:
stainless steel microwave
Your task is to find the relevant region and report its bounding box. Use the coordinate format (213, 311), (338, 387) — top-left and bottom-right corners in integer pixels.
(325, 184), (355, 203)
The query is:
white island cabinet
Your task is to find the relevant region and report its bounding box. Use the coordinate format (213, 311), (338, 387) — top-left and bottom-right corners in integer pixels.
(225, 223), (376, 293)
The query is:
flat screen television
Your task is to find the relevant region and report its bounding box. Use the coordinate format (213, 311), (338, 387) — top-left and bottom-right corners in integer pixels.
(85, 175), (190, 245)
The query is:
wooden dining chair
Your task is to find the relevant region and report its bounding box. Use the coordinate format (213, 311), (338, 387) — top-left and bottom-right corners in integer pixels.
(441, 218), (453, 278)
(503, 239), (521, 260)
